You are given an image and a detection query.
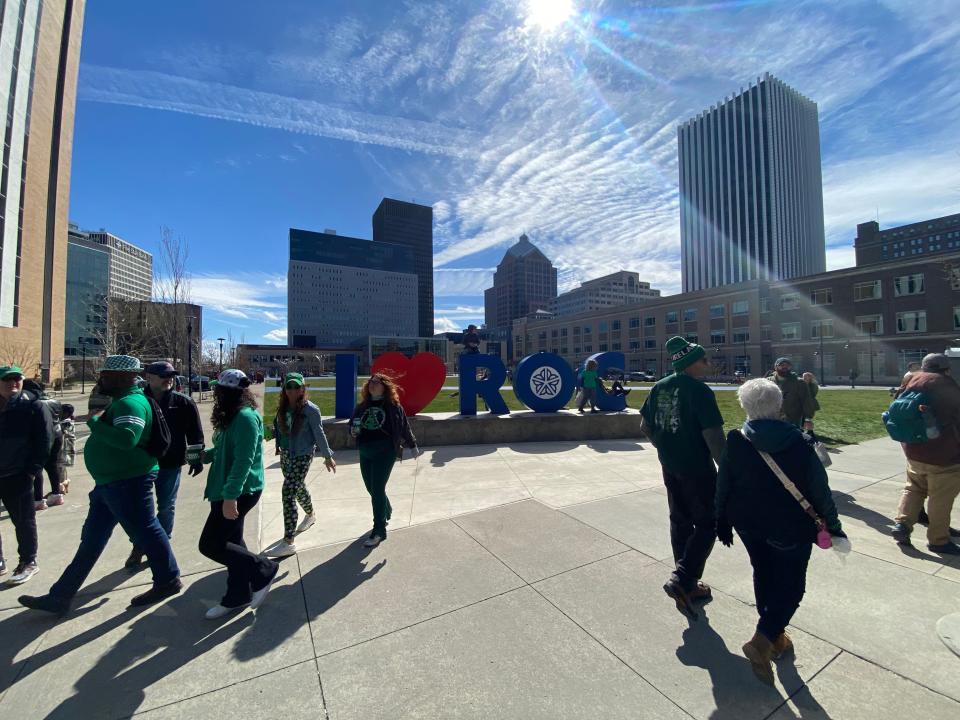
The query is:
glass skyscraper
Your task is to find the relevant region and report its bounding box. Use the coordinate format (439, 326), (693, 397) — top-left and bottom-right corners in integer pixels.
(678, 73), (825, 293)
(64, 235), (109, 358)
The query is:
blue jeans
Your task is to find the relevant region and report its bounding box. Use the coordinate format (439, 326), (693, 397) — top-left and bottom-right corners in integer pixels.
(50, 472), (180, 601)
(155, 467), (182, 538)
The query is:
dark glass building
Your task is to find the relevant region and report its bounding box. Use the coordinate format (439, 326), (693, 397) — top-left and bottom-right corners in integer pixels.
(484, 233), (558, 330)
(372, 198), (434, 337)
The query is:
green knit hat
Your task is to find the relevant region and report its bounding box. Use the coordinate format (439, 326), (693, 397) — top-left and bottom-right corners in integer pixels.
(666, 336), (706, 372)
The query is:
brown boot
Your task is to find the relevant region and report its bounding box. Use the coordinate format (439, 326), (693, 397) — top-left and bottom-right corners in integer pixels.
(688, 581), (712, 602)
(742, 632), (775, 685)
(772, 632), (794, 660)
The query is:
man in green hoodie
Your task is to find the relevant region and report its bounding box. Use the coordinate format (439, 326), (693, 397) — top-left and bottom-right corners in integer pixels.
(641, 337), (725, 619)
(19, 355), (182, 615)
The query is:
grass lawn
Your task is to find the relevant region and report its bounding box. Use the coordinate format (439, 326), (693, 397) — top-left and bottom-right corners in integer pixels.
(262, 380), (891, 446)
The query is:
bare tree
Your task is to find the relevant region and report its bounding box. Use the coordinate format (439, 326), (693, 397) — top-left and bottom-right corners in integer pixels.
(0, 338), (40, 376)
(153, 226), (193, 365)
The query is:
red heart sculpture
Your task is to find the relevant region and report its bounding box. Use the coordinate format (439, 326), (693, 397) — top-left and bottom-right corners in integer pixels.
(370, 351), (446, 416)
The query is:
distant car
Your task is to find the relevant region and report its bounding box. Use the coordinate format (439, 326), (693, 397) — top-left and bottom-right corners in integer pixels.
(190, 375), (211, 391)
(626, 371), (649, 382)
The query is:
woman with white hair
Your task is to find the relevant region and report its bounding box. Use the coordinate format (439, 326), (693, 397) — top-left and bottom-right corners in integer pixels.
(715, 378), (844, 685)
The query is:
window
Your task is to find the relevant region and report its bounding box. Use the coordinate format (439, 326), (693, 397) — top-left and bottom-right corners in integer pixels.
(630, 340), (641, 351)
(710, 330), (726, 345)
(560, 327), (567, 337)
(760, 297), (770, 313)
(574, 346), (581, 354)
(732, 330), (749, 343)
(855, 314), (883, 335)
(684, 333), (698, 344)
(644, 316), (656, 327)
(612, 342), (621, 351)
(780, 293), (800, 311)
(781, 322), (801, 341)
(854, 280), (882, 302)
(599, 321), (608, 332)
(644, 339), (657, 350)
(612, 319), (621, 331)
(629, 317), (640, 328)
(573, 326), (581, 335)
(709, 304), (725, 318)
(857, 351), (885, 378)
(583, 326), (592, 335)
(761, 326), (771, 341)
(584, 344), (593, 353)
(955, 306), (960, 330)
(683, 308), (697, 322)
(599, 343), (609, 352)
(894, 273), (925, 297)
(810, 288), (833, 306)
(732, 300), (749, 315)
(665, 311), (678, 323)
(896, 311), (927, 334)
(551, 329), (558, 338)
(811, 319), (835, 339)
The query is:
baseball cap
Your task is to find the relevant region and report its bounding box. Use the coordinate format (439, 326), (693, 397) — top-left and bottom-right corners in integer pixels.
(775, 357), (792, 367)
(284, 372), (305, 387)
(0, 365), (24, 380)
(144, 361), (177, 378)
(217, 369), (250, 389)
(921, 353), (951, 373)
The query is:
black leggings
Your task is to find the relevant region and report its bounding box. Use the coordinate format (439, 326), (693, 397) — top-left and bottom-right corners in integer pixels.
(740, 533), (812, 641)
(34, 434), (63, 500)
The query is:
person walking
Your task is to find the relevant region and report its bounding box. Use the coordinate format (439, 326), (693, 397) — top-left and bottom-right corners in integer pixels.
(890, 354), (960, 554)
(19, 355), (182, 614)
(715, 378), (845, 684)
(23, 379), (64, 510)
(577, 359), (602, 414)
(57, 403), (76, 497)
(640, 337), (725, 618)
(199, 369), (279, 619)
(0, 365), (52, 584)
(125, 361), (205, 570)
(268, 372), (336, 558)
(767, 358), (816, 429)
(350, 373), (417, 548)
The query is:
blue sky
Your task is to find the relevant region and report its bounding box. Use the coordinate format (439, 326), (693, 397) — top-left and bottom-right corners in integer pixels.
(70, 0), (960, 347)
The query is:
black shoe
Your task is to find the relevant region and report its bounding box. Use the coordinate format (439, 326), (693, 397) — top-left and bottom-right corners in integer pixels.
(590, 409), (599, 414)
(892, 523), (912, 546)
(918, 510), (930, 526)
(129, 578), (183, 607)
(951, 527), (960, 538)
(662, 574), (698, 621)
(125, 548), (146, 571)
(928, 542), (960, 555)
(19, 594), (70, 616)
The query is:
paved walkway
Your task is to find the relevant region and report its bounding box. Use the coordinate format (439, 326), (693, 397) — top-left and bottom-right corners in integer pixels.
(1, 431), (959, 718)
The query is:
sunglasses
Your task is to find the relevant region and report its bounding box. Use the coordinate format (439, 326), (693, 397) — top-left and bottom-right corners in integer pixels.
(285, 383), (302, 390)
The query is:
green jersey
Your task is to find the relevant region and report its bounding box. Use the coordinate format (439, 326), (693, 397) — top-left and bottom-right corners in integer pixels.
(640, 372), (723, 475)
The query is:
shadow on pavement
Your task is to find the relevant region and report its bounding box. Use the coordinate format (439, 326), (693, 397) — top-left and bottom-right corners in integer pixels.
(429, 445), (498, 467)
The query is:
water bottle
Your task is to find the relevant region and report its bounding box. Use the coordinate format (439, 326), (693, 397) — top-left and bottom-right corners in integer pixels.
(919, 404), (940, 440)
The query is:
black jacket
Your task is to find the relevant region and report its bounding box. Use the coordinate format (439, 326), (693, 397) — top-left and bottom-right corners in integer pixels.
(0, 390), (54, 479)
(350, 401), (417, 460)
(147, 388), (205, 469)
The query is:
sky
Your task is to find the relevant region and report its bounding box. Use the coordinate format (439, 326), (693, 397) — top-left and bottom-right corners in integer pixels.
(70, 0), (960, 347)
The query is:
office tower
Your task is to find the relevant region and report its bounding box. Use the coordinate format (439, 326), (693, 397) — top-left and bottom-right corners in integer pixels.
(287, 228), (419, 347)
(85, 228), (153, 300)
(372, 198), (434, 337)
(855, 213), (960, 266)
(0, 0), (85, 382)
(484, 233), (558, 330)
(551, 271), (661, 316)
(63, 229), (109, 358)
(678, 73), (825, 293)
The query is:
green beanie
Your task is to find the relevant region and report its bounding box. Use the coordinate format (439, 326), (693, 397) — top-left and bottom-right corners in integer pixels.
(666, 336), (706, 372)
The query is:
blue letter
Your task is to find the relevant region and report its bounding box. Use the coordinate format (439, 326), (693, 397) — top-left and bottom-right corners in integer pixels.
(513, 352), (575, 412)
(459, 353), (509, 415)
(334, 353), (358, 418)
(585, 352), (627, 412)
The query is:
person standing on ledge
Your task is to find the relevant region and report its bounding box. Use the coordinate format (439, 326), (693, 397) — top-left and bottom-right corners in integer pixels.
(767, 358), (816, 429)
(462, 324), (480, 354)
(577, 359), (602, 414)
(640, 337), (725, 619)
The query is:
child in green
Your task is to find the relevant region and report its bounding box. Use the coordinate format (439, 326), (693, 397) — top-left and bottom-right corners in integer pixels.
(349, 373), (417, 548)
(577, 359), (602, 413)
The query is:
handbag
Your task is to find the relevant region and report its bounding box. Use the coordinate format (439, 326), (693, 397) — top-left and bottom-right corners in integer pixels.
(741, 431), (833, 549)
(803, 430), (832, 467)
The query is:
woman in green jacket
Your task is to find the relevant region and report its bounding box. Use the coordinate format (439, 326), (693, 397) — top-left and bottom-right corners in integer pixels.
(199, 370), (279, 620)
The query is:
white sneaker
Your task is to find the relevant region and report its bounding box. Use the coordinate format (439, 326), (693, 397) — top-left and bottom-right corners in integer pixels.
(205, 603), (248, 620)
(250, 564), (279, 610)
(363, 534), (383, 548)
(34, 499), (47, 512)
(8, 562), (38, 585)
(267, 540), (297, 558)
(295, 514), (316, 535)
(46, 494), (64, 507)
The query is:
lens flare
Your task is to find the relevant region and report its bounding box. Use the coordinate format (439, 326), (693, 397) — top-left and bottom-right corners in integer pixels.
(524, 0), (575, 31)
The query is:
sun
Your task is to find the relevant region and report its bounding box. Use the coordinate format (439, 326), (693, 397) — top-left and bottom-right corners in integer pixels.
(524, 0), (574, 31)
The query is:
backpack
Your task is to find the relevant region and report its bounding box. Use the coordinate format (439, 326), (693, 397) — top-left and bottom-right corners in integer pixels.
(143, 395), (173, 458)
(882, 390), (936, 444)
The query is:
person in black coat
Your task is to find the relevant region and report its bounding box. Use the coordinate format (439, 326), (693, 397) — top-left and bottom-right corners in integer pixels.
(716, 378), (844, 685)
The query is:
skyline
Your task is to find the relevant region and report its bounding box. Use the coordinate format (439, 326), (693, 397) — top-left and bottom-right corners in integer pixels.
(69, 0), (960, 346)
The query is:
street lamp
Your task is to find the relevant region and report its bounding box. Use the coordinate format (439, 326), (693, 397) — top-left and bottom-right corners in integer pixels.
(818, 327), (825, 388)
(868, 328), (874, 385)
(217, 337), (226, 374)
(187, 320), (194, 399)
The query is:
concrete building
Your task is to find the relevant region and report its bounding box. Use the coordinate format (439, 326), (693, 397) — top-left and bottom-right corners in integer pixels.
(85, 228), (153, 301)
(236, 344), (362, 378)
(287, 228), (419, 348)
(372, 198), (434, 338)
(484, 233), (558, 330)
(678, 73), (825, 293)
(0, 0), (85, 382)
(550, 271), (661, 317)
(511, 251), (960, 385)
(854, 213), (960, 266)
(63, 232), (109, 358)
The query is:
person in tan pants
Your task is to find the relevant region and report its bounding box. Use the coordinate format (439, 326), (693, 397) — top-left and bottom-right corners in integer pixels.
(892, 354), (960, 554)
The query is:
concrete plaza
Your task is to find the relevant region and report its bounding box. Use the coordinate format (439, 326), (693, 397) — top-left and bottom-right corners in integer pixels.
(1, 397), (959, 718)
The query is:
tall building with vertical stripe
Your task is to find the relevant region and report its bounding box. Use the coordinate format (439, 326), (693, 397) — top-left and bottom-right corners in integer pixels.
(678, 73), (825, 293)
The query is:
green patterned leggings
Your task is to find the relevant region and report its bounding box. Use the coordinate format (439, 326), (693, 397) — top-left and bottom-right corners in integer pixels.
(280, 449), (314, 540)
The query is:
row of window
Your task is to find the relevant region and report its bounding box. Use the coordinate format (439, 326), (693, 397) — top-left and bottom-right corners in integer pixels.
(777, 311), (929, 341)
(772, 273), (927, 312)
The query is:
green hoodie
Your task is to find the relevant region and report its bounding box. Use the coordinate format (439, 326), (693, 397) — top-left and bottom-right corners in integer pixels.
(203, 406), (265, 501)
(84, 386), (158, 485)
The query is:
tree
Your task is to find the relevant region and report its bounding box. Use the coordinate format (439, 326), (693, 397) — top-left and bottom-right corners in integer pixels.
(153, 226), (194, 365)
(0, 338), (40, 376)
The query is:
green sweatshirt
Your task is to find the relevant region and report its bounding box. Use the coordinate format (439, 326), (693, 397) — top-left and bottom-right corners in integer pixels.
(203, 406), (265, 501)
(84, 386), (158, 485)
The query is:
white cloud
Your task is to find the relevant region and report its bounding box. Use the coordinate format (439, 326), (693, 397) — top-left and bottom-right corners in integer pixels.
(263, 328), (287, 343)
(434, 268), (495, 296)
(189, 274), (287, 327)
(433, 316), (464, 334)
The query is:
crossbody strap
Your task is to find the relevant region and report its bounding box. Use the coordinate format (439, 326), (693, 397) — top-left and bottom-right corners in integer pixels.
(739, 430), (822, 525)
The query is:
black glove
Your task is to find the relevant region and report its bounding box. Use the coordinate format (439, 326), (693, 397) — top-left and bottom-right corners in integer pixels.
(717, 523), (734, 547)
(188, 463), (204, 477)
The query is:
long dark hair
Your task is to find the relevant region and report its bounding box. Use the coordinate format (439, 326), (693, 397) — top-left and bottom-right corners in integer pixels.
(276, 385), (306, 437)
(211, 385), (258, 432)
(360, 372), (401, 407)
